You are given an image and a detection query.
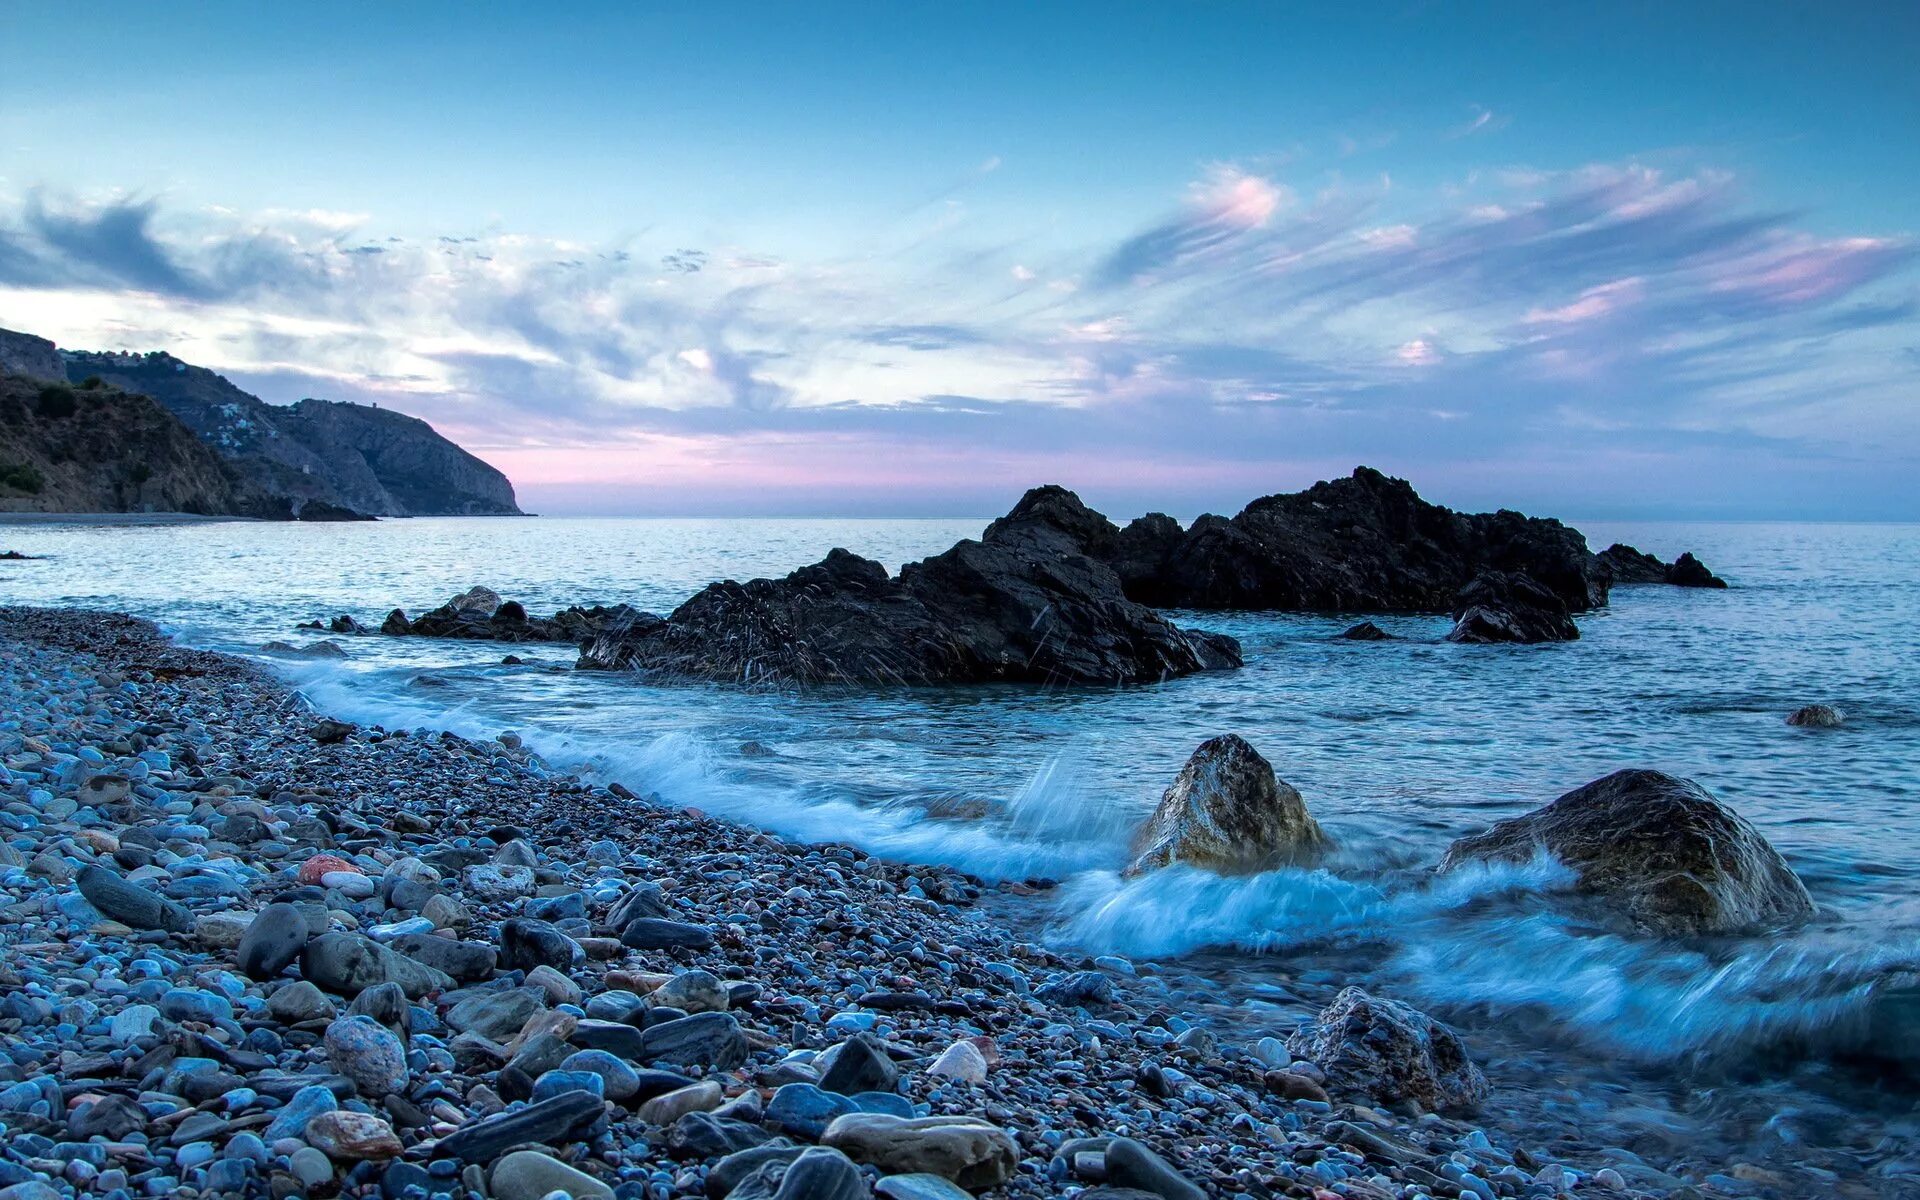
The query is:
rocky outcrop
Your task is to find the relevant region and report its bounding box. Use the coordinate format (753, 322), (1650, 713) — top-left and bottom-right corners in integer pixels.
(1444, 571), (1580, 644)
(1786, 704), (1844, 728)
(0, 373), (241, 516)
(1038, 468), (1608, 615)
(1286, 987), (1488, 1113)
(1126, 735), (1328, 875)
(0, 328), (64, 382)
(1598, 544), (1729, 589)
(1437, 769), (1814, 936)
(578, 511), (1241, 686)
(365, 588), (645, 644)
(63, 348), (520, 517)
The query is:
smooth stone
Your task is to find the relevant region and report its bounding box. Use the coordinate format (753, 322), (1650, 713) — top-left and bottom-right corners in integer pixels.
(498, 917), (581, 973)
(766, 1084), (860, 1141)
(289, 1147), (334, 1188)
(264, 1084), (340, 1141)
(875, 1175), (972, 1200)
(432, 1088), (606, 1165)
(267, 980), (337, 1024)
(445, 987), (547, 1041)
(649, 970), (730, 1014)
(489, 1150), (613, 1200)
(619, 918), (715, 950)
(325, 1015), (409, 1097)
(303, 932), (454, 999)
(76, 864), (192, 932)
(639, 1011), (748, 1071)
(733, 1147), (870, 1200)
(388, 932), (496, 982)
(926, 1041), (987, 1084)
(305, 1110), (403, 1160)
(821, 1114), (1018, 1190)
(558, 1050), (642, 1102)
(237, 903), (311, 979)
(1102, 1138), (1205, 1200)
(637, 1081), (723, 1126)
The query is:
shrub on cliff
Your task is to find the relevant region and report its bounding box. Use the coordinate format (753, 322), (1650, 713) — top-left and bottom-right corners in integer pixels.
(35, 384), (77, 418)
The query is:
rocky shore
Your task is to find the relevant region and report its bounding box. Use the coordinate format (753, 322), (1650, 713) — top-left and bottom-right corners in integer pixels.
(0, 607), (1675, 1200)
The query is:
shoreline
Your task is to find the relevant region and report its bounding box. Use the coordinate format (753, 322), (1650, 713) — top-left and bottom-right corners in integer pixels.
(0, 511), (261, 526)
(2, 605), (1661, 1200)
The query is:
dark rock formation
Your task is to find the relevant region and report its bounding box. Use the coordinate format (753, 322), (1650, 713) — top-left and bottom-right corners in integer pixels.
(1285, 987), (1488, 1113)
(1338, 621), (1393, 641)
(1786, 704), (1844, 728)
(1126, 735), (1328, 875)
(1665, 551), (1728, 589)
(371, 588), (646, 644)
(1598, 543), (1729, 589)
(1037, 468), (1607, 614)
(577, 507), (1241, 686)
(1437, 768), (1815, 936)
(63, 347), (520, 517)
(1444, 571), (1580, 644)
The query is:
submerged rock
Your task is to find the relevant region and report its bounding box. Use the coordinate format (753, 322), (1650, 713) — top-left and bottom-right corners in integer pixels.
(1445, 570), (1579, 644)
(1787, 704), (1845, 728)
(1126, 735), (1329, 875)
(1438, 768), (1814, 935)
(577, 514), (1241, 686)
(1337, 621), (1393, 641)
(1286, 986), (1488, 1113)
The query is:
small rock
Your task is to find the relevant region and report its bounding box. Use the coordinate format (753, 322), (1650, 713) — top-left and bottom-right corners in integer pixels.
(822, 1114), (1018, 1190)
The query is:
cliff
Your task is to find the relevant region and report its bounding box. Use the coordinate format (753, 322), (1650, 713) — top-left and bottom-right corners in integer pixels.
(62, 349), (521, 517)
(0, 374), (241, 516)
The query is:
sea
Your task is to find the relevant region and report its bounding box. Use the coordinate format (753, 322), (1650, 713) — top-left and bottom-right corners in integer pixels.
(4, 514), (1917, 1190)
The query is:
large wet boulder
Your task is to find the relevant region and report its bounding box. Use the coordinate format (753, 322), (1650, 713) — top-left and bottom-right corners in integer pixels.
(1438, 769), (1814, 936)
(1126, 735), (1328, 875)
(1444, 571), (1579, 644)
(1285, 987), (1487, 1113)
(1078, 468), (1609, 615)
(577, 510), (1241, 687)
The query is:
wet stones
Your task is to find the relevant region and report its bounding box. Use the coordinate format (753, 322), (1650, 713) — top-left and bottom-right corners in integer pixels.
(75, 864), (192, 932)
(1286, 986), (1488, 1113)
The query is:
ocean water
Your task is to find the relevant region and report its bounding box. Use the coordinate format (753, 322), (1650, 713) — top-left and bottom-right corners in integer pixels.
(4, 515), (1918, 1184)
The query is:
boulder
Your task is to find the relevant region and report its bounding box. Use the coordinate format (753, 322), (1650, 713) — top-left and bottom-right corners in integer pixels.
(1285, 987), (1487, 1112)
(822, 1114), (1019, 1190)
(1438, 768), (1814, 935)
(1126, 735), (1328, 875)
(1787, 704), (1844, 728)
(1445, 570), (1579, 644)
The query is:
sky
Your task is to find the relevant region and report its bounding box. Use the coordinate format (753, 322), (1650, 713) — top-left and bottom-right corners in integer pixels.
(2, 2), (1916, 519)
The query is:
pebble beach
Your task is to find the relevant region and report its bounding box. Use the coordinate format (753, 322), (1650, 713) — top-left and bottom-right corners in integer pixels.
(0, 606), (1655, 1200)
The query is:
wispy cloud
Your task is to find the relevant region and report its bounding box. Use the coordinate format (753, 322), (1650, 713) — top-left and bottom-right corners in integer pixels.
(0, 158), (1912, 516)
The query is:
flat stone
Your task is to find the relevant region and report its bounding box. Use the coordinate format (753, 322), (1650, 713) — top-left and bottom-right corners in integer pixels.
(445, 987), (546, 1041)
(640, 1011), (748, 1071)
(303, 932), (454, 999)
(305, 1110), (403, 1160)
(620, 917), (715, 950)
(1103, 1138), (1205, 1200)
(650, 969), (730, 1013)
(388, 932), (496, 981)
(432, 1087), (606, 1166)
(638, 1080), (724, 1125)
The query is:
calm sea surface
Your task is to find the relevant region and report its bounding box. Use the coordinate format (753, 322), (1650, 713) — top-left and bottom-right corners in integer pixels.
(4, 515), (1917, 1186)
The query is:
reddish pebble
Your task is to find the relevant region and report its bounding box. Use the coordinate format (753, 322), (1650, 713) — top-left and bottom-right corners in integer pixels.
(297, 854), (360, 884)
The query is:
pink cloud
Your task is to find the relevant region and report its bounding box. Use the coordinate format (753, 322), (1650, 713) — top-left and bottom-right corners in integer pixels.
(1524, 277), (1646, 325)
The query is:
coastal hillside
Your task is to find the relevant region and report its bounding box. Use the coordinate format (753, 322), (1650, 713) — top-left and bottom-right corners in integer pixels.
(62, 348), (521, 517)
(0, 371), (241, 516)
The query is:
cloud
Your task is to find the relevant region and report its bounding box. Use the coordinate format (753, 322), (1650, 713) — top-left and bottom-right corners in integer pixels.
(0, 157), (1913, 517)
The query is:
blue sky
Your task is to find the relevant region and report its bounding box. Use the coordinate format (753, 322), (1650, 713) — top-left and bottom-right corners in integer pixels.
(2, 2), (1916, 517)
